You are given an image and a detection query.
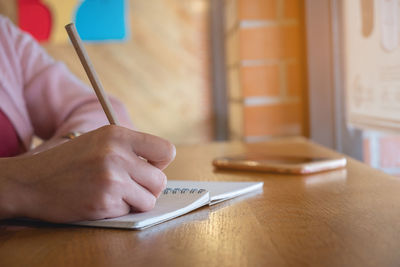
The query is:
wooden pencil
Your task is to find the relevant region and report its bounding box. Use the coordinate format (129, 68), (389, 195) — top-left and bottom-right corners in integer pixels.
(65, 23), (119, 125)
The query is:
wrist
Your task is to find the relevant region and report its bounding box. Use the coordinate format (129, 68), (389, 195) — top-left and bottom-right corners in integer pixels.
(26, 133), (79, 155)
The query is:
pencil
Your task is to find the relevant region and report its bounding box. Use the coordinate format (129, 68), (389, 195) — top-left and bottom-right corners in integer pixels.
(65, 23), (119, 125)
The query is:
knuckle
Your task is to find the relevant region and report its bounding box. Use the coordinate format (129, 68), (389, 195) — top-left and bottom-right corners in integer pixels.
(95, 169), (115, 191)
(103, 148), (122, 165)
(153, 139), (176, 164)
(84, 194), (113, 219)
(94, 146), (123, 169)
(138, 195), (156, 212)
(153, 170), (167, 194)
(96, 195), (112, 211)
(136, 131), (148, 145)
(97, 125), (123, 142)
(163, 141), (176, 162)
(161, 173), (167, 191)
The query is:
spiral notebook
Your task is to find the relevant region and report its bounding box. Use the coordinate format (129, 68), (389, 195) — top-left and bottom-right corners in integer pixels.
(74, 180), (263, 229)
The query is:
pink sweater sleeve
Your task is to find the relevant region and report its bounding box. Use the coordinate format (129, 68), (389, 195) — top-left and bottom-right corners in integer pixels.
(4, 18), (133, 140)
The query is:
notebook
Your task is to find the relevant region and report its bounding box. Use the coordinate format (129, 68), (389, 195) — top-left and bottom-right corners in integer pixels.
(74, 180), (263, 229)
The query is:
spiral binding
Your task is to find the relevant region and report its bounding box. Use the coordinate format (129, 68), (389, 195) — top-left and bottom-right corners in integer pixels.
(163, 188), (206, 195)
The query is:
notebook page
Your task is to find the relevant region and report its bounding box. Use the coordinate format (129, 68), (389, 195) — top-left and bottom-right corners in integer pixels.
(74, 189), (209, 229)
(166, 181), (263, 205)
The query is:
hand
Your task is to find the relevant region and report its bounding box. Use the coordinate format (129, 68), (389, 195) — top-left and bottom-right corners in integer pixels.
(0, 125), (176, 223)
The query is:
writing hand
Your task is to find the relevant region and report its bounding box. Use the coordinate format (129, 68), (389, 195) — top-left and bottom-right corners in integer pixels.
(0, 125), (176, 223)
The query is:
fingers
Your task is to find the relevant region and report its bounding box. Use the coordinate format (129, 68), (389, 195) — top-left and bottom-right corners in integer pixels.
(114, 127), (176, 170)
(128, 156), (167, 197)
(97, 200), (131, 220)
(87, 126), (174, 214)
(133, 132), (176, 170)
(123, 180), (157, 212)
(97, 132), (167, 198)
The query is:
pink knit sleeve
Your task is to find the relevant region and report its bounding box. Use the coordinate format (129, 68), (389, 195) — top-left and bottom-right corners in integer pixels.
(5, 18), (133, 140)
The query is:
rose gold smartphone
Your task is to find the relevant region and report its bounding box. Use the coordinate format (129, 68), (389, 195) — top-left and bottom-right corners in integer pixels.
(212, 154), (347, 174)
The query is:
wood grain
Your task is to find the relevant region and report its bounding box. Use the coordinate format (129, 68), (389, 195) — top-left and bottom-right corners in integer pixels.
(2, 138), (400, 266)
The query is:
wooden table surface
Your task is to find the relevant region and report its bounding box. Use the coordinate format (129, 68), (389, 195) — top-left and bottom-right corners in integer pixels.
(1, 137), (400, 267)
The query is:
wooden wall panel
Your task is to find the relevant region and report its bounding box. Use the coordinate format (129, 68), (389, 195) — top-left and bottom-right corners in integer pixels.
(0, 0), (212, 145)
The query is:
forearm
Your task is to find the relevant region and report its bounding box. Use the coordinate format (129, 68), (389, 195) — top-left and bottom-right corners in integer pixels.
(0, 157), (26, 220)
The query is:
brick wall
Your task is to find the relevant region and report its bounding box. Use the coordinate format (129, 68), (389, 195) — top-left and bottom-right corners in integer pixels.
(225, 0), (307, 142)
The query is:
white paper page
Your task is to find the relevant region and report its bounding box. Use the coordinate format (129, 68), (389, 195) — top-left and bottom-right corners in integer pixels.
(166, 180), (264, 205)
(75, 190), (209, 229)
(74, 180), (263, 230)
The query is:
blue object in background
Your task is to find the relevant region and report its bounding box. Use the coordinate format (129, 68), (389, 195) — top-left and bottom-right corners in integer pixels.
(75, 0), (128, 42)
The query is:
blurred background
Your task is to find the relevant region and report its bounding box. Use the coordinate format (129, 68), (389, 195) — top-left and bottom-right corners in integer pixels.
(1, 0), (400, 176)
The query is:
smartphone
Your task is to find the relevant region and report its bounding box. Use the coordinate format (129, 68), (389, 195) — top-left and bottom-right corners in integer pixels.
(212, 154), (347, 174)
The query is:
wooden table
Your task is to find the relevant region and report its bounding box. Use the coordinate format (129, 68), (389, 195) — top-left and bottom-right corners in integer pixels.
(2, 137), (400, 266)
